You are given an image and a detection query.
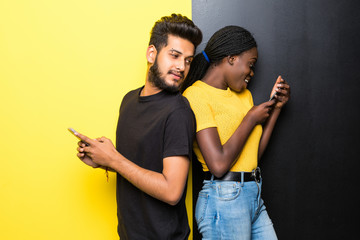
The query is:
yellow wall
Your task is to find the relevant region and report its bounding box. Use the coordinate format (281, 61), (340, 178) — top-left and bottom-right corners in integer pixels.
(0, 1), (194, 239)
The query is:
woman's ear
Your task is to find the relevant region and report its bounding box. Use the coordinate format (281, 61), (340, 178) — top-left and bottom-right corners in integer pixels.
(227, 55), (235, 65)
(146, 45), (157, 64)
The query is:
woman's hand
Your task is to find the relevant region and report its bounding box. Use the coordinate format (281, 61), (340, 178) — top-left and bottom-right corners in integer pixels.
(246, 100), (276, 125)
(270, 75), (291, 108)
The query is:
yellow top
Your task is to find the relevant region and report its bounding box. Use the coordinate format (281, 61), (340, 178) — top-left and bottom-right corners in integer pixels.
(183, 80), (262, 172)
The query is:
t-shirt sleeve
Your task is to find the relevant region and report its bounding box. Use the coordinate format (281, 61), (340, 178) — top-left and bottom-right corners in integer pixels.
(184, 88), (216, 132)
(163, 107), (195, 159)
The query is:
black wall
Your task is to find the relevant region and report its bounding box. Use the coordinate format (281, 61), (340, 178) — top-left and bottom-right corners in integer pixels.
(192, 0), (360, 239)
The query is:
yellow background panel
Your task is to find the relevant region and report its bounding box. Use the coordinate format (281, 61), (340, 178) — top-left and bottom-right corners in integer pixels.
(0, 1), (194, 239)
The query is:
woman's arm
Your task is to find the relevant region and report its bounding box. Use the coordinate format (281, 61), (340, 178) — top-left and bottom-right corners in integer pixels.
(258, 78), (291, 159)
(258, 108), (281, 159)
(196, 100), (275, 178)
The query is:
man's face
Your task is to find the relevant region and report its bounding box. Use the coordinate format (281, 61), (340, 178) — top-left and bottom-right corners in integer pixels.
(148, 35), (195, 92)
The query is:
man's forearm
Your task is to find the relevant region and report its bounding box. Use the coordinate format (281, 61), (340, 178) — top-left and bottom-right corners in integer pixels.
(109, 153), (189, 206)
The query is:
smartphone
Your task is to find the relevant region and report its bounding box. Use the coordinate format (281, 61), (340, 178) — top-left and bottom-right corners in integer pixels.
(269, 86), (284, 101)
(68, 127), (79, 136)
(269, 76), (285, 101)
(269, 91), (278, 101)
(68, 128), (89, 146)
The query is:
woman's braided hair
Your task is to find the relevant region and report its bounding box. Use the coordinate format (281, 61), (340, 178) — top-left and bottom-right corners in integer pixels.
(181, 26), (257, 92)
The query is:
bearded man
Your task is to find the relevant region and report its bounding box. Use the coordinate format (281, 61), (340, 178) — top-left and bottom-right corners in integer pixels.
(75, 14), (202, 240)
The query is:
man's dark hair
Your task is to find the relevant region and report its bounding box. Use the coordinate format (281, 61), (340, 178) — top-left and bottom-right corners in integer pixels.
(149, 13), (202, 52)
(181, 26), (257, 92)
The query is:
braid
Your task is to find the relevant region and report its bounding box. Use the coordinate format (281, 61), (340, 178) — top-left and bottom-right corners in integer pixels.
(181, 26), (257, 92)
(180, 53), (209, 92)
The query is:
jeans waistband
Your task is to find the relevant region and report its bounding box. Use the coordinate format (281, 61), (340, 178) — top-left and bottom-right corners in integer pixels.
(204, 167), (261, 183)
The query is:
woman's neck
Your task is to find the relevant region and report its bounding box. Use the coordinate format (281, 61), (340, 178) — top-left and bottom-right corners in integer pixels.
(202, 65), (228, 90)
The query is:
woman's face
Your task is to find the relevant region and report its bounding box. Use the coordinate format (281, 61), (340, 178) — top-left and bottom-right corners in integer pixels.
(225, 47), (258, 92)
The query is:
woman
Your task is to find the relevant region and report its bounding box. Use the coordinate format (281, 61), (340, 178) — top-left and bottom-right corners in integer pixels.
(182, 26), (290, 239)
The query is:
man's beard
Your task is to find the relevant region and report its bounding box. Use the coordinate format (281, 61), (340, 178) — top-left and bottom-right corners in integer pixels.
(148, 59), (183, 93)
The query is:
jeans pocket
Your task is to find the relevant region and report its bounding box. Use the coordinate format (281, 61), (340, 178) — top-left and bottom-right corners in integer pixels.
(195, 191), (209, 224)
(216, 182), (241, 201)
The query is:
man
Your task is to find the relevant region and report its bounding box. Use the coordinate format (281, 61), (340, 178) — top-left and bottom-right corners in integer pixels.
(75, 14), (202, 239)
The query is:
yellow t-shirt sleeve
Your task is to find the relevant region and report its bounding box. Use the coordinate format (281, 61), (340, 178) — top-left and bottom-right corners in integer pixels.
(183, 88), (216, 132)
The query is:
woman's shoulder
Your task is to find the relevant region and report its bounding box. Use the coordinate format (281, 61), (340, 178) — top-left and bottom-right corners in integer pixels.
(235, 88), (252, 98)
(183, 81), (207, 98)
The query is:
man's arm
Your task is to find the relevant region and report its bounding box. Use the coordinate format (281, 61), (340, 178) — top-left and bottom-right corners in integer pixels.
(110, 153), (189, 206)
(76, 134), (189, 206)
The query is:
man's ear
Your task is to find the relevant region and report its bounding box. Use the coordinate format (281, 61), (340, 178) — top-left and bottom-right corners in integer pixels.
(146, 45), (157, 64)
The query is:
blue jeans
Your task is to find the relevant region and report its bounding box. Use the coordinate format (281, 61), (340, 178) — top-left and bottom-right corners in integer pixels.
(195, 177), (277, 240)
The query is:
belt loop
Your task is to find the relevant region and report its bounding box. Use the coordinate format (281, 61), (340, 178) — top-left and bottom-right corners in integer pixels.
(210, 174), (214, 182)
(241, 172), (244, 187)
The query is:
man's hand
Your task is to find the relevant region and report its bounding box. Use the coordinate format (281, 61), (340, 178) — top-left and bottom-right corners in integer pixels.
(76, 136), (102, 168)
(76, 132), (118, 169)
(74, 131), (190, 205)
(77, 141), (101, 168)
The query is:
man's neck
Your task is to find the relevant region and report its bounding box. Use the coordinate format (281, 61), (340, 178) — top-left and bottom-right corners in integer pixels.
(140, 80), (162, 97)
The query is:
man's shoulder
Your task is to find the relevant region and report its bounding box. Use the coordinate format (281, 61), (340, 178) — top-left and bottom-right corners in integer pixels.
(171, 91), (191, 105)
(123, 87), (142, 100)
(166, 92), (193, 114)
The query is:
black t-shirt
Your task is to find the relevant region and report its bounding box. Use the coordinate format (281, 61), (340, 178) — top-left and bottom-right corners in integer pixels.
(115, 87), (195, 240)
